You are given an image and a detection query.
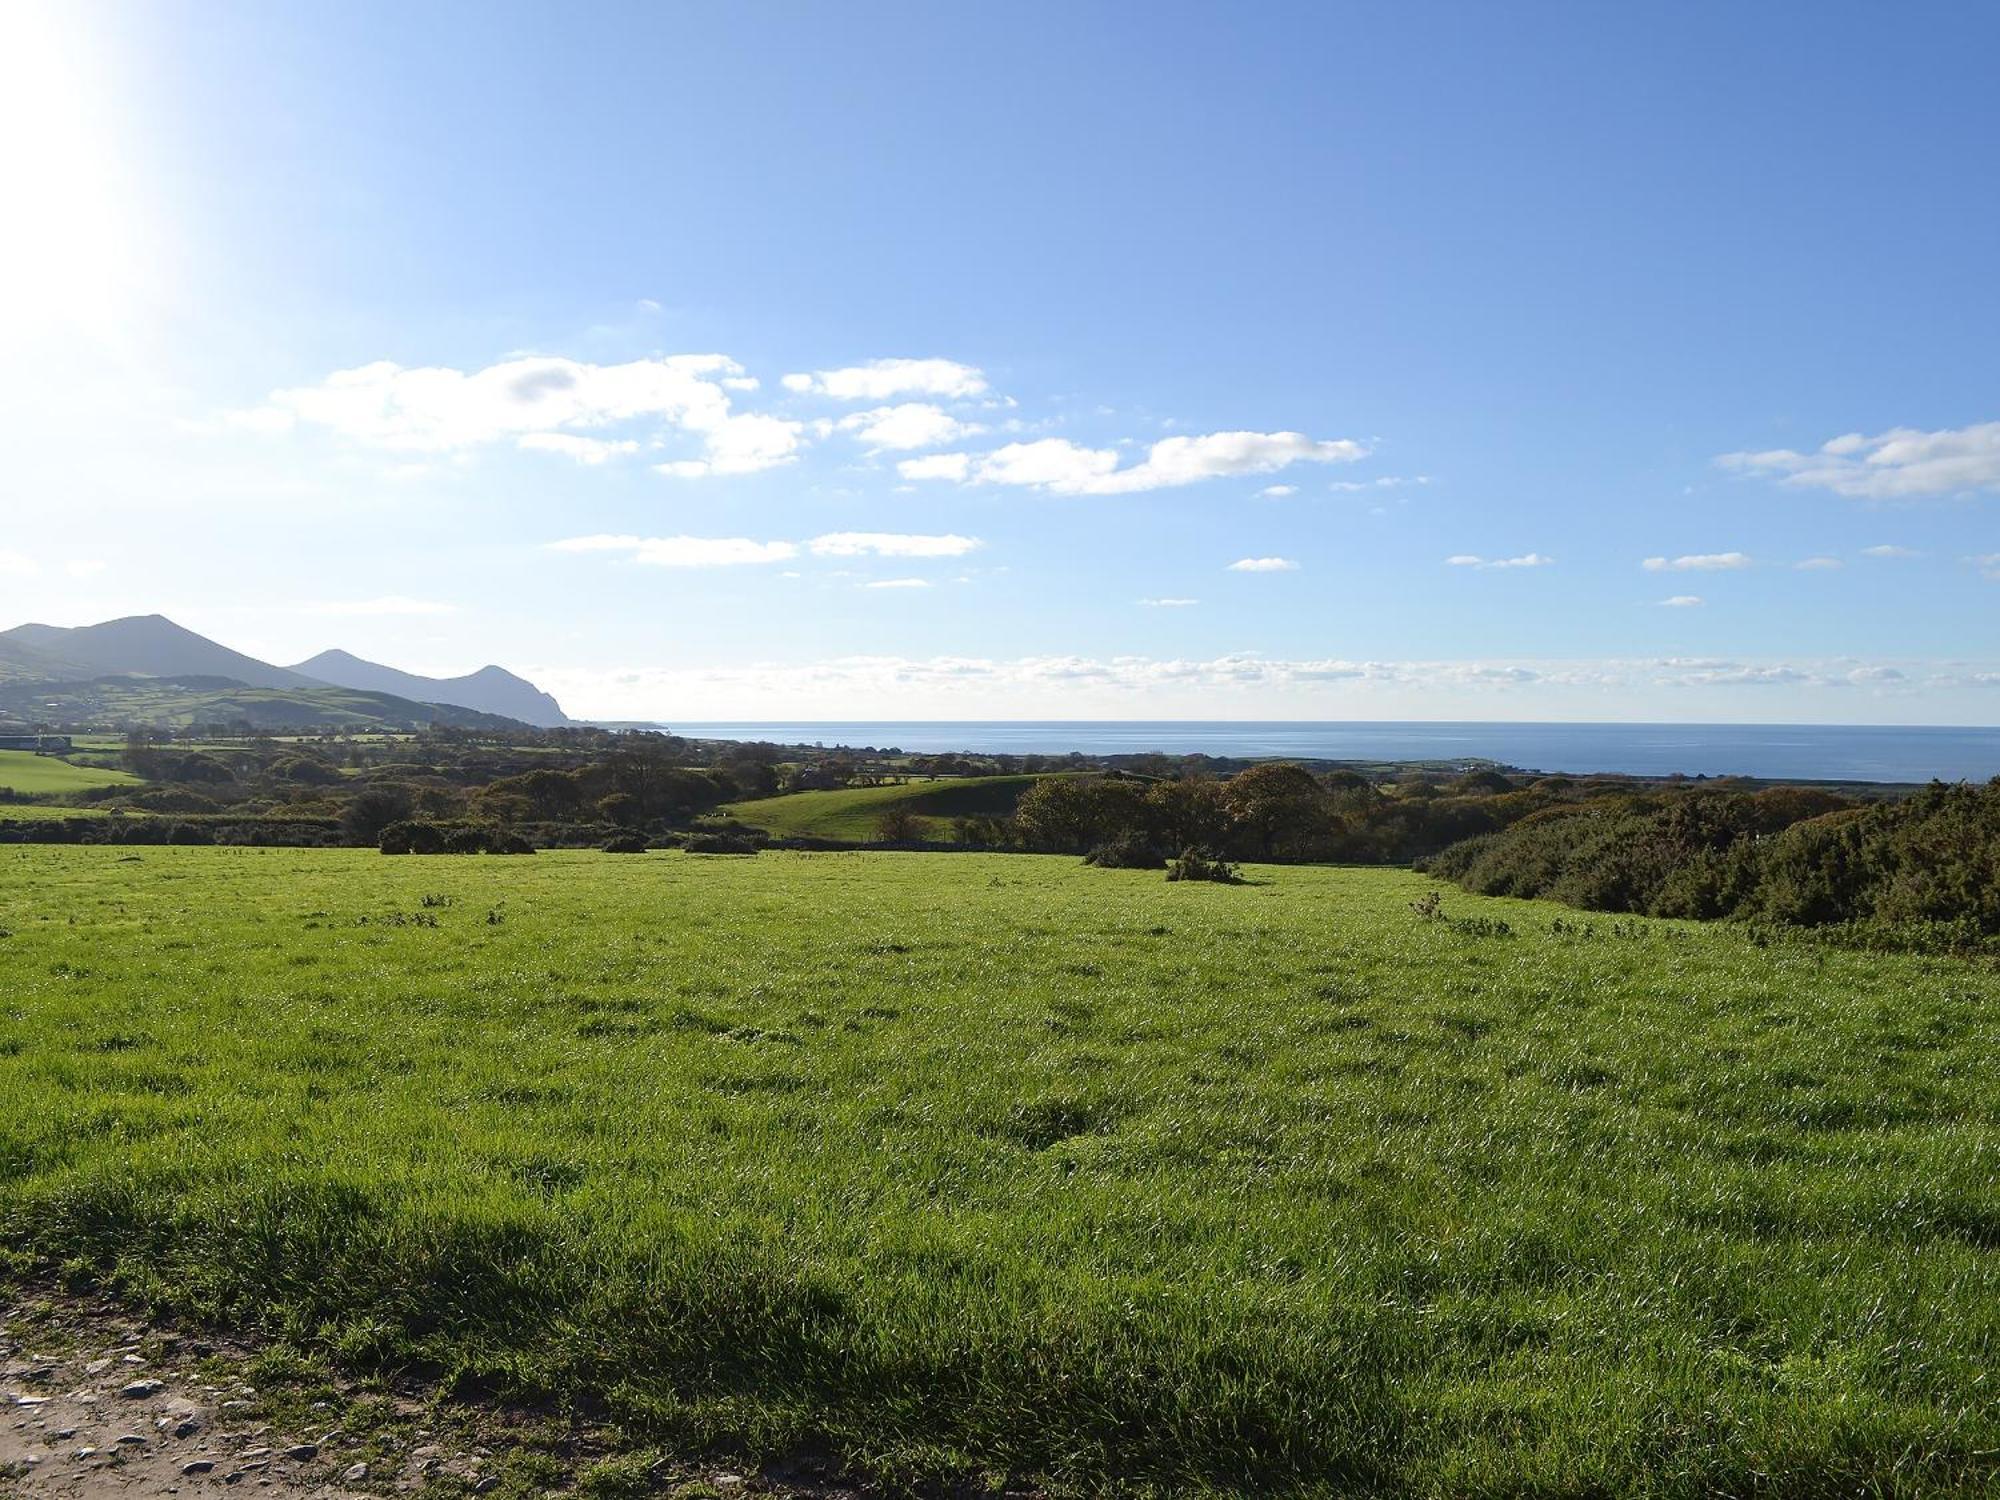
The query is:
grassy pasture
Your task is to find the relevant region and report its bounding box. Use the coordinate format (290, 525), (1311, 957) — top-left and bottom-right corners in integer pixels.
(0, 848), (1996, 1495)
(0, 803), (129, 821)
(722, 772), (1055, 839)
(0, 747), (138, 794)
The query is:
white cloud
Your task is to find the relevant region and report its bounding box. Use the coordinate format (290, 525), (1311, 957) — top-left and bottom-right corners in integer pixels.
(781, 358), (989, 401)
(546, 534), (799, 567)
(1717, 419), (2000, 499)
(1860, 544), (1920, 559)
(1258, 484), (1297, 498)
(944, 430), (1367, 496)
(808, 532), (983, 559)
(231, 354), (803, 477)
(1329, 474), (1429, 493)
(864, 578), (932, 589)
(0, 549), (37, 577)
(1659, 595), (1705, 608)
(1228, 556), (1299, 573)
(896, 452), (972, 482)
(1668, 664), (1809, 686)
(65, 559), (107, 579)
(1642, 552), (1751, 572)
(1968, 552), (2000, 579)
(835, 403), (984, 452)
(1140, 598), (1200, 607)
(549, 531), (980, 567)
(517, 432), (641, 465)
(1795, 557), (1843, 570)
(1446, 553), (1554, 569)
(533, 650), (1995, 720)
(654, 412), (804, 477)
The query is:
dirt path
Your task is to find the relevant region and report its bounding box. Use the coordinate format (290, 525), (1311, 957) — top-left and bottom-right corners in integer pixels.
(2, 1290), (851, 1499)
(1, 1305), (370, 1498)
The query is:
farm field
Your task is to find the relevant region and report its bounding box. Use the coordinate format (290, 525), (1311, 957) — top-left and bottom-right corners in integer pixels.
(722, 772), (1056, 839)
(0, 803), (127, 821)
(1, 848), (1996, 1495)
(0, 748), (138, 794)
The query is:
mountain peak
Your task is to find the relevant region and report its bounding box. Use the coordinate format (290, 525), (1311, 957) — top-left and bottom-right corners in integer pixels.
(1, 615), (324, 691)
(285, 649), (569, 726)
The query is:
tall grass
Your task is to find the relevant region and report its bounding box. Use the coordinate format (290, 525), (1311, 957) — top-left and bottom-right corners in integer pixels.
(1, 847), (1996, 1495)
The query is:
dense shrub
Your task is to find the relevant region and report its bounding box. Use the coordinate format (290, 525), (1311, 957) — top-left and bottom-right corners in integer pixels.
(1424, 780), (2000, 938)
(272, 755), (345, 785)
(874, 806), (924, 842)
(602, 834), (651, 854)
(683, 832), (757, 855)
(343, 786), (415, 844)
(379, 821), (447, 855)
(1083, 833), (1166, 869)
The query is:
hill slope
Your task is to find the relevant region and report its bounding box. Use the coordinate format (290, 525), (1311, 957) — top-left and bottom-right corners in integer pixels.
(0, 633), (93, 685)
(0, 674), (524, 731)
(2, 616), (325, 690)
(0, 748), (140, 793)
(722, 773), (1059, 839)
(289, 648), (570, 727)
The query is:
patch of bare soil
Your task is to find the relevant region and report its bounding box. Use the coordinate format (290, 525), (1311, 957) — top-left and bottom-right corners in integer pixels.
(1, 1288), (860, 1500)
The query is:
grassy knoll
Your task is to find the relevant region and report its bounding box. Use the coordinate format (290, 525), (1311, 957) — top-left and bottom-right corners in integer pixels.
(0, 748), (138, 794)
(1, 849), (1996, 1495)
(722, 773), (1055, 839)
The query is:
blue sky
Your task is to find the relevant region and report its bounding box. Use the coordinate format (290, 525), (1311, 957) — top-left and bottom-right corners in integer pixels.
(1, 0), (1996, 722)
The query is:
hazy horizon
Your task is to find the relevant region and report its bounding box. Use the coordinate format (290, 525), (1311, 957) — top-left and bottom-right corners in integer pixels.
(3, 1), (1997, 725)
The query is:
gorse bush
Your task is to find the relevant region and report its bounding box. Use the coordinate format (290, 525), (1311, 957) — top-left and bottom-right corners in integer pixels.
(683, 832), (757, 855)
(1165, 846), (1240, 883)
(1423, 779), (2000, 938)
(378, 820), (446, 855)
(1083, 832), (1167, 869)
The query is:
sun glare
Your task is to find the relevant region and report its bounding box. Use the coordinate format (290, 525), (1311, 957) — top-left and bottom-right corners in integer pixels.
(0, 1), (143, 336)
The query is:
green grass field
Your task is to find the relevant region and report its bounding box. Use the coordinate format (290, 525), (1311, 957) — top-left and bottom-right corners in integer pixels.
(722, 773), (1056, 839)
(1, 848), (1996, 1495)
(0, 748), (139, 794)
(0, 802), (127, 820)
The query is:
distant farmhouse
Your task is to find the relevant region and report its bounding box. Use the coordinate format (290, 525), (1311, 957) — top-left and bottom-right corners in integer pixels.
(0, 733), (72, 753)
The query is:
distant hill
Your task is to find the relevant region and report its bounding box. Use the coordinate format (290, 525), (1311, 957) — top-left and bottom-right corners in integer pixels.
(2, 616), (323, 690)
(0, 633), (92, 684)
(0, 674), (524, 732)
(288, 649), (570, 727)
(0, 614), (570, 731)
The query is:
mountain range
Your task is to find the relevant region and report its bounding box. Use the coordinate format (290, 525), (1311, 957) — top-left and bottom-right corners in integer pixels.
(0, 615), (571, 728)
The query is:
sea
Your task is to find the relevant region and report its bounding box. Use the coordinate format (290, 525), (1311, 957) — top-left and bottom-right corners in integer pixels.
(665, 721), (2000, 784)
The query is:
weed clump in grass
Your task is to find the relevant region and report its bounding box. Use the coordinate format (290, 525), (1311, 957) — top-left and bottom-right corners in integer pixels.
(1165, 846), (1240, 883)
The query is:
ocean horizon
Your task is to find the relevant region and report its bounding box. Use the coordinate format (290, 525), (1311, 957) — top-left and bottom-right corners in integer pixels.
(662, 720), (2000, 783)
